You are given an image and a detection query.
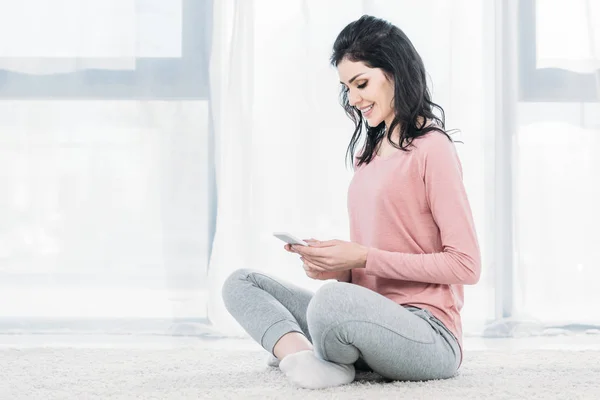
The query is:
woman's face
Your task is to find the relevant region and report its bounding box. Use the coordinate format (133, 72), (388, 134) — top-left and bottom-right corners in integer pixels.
(337, 58), (395, 129)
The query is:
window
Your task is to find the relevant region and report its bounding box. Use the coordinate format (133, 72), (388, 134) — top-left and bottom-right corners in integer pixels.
(518, 0), (599, 102)
(0, 0), (211, 100)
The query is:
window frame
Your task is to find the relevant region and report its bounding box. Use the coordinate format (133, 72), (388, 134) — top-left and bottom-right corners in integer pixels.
(518, 0), (599, 102)
(0, 0), (211, 100)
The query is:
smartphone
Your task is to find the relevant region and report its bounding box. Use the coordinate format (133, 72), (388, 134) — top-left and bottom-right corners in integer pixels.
(273, 232), (309, 246)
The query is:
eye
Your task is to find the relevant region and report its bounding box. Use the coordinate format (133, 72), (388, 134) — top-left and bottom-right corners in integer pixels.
(357, 81), (368, 89)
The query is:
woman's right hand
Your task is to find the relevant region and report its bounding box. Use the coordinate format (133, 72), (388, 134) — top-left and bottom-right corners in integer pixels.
(284, 239), (350, 281)
(301, 257), (347, 280)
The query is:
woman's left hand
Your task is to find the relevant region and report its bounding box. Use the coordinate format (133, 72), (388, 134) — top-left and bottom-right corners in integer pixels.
(291, 239), (369, 272)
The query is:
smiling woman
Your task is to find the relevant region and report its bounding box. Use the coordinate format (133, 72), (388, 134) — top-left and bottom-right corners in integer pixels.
(337, 66), (395, 132)
(221, 14), (480, 390)
(331, 16), (453, 167)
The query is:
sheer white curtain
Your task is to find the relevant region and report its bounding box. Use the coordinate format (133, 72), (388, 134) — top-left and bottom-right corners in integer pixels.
(0, 0), (210, 332)
(207, 0), (496, 336)
(207, 0), (365, 335)
(514, 0), (600, 326)
(206, 0), (257, 334)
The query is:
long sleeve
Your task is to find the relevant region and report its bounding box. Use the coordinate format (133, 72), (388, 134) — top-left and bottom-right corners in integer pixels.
(363, 134), (481, 285)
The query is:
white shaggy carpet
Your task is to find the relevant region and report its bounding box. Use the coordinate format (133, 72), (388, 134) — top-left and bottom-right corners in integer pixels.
(2, 346), (599, 399)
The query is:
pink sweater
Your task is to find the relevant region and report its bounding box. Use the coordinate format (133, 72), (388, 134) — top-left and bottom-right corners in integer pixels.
(348, 131), (481, 357)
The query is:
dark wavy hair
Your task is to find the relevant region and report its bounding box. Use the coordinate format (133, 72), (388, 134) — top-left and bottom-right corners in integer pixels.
(331, 15), (456, 169)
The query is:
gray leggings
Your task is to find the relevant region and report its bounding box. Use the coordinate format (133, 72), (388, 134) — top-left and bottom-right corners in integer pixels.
(222, 268), (461, 381)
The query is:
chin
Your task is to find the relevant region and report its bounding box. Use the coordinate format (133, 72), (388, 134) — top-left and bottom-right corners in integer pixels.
(366, 117), (383, 127)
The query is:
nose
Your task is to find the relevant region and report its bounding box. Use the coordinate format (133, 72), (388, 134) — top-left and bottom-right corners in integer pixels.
(348, 88), (362, 108)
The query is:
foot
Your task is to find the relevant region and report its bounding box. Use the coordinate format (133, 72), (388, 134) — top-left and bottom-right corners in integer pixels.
(279, 350), (355, 389)
(266, 354), (280, 368)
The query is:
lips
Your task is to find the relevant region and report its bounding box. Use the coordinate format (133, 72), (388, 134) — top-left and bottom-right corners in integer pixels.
(359, 104), (374, 117)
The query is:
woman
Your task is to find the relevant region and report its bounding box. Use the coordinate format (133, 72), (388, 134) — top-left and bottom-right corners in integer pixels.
(222, 15), (481, 390)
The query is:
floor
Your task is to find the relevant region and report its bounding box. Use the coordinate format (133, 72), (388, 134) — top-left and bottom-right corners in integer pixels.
(2, 332), (600, 351)
(2, 334), (600, 399)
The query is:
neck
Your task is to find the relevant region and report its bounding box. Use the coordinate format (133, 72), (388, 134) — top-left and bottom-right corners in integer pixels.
(384, 120), (401, 141)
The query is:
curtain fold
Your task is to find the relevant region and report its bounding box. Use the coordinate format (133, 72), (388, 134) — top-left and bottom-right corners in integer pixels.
(206, 0), (256, 335)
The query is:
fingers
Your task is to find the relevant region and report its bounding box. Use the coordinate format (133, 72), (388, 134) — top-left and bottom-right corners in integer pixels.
(301, 257), (327, 272)
(316, 239), (337, 246)
(292, 245), (324, 259)
(291, 245), (310, 256)
(303, 263), (321, 279)
(286, 241), (328, 262)
(303, 265), (320, 279)
(302, 261), (311, 273)
(302, 239), (336, 248)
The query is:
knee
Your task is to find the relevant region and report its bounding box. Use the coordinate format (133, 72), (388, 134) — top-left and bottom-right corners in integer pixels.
(307, 281), (352, 325)
(307, 282), (357, 361)
(221, 268), (255, 306)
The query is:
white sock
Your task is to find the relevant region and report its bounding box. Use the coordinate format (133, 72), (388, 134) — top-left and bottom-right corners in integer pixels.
(266, 354), (280, 368)
(279, 350), (355, 389)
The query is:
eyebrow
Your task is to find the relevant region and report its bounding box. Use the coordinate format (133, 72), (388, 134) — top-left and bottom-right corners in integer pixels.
(340, 72), (366, 85)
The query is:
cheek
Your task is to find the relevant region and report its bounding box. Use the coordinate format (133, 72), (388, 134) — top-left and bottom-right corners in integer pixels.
(383, 83), (395, 107)
(371, 82), (392, 108)
(374, 93), (392, 117)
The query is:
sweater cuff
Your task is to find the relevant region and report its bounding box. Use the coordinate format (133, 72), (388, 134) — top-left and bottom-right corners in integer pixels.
(365, 247), (384, 277)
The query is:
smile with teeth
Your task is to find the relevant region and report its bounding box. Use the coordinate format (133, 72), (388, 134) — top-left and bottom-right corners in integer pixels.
(360, 104), (374, 116)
